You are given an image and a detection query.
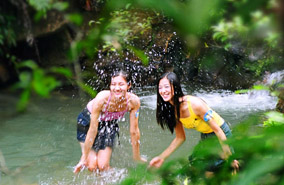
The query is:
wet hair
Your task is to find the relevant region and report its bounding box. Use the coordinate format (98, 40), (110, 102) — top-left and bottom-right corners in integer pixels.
(110, 70), (131, 85)
(156, 72), (185, 134)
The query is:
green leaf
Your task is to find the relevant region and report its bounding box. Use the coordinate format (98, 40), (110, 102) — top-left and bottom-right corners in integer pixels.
(34, 10), (46, 21)
(32, 70), (60, 97)
(235, 89), (249, 94)
(66, 13), (83, 26)
(125, 3), (132, 9)
(89, 20), (96, 26)
(17, 60), (38, 70)
(52, 2), (69, 11)
(17, 71), (32, 88)
(252, 85), (270, 91)
(224, 43), (232, 50)
(77, 82), (97, 98)
(127, 46), (149, 66)
(17, 89), (31, 112)
(28, 0), (51, 10)
(50, 67), (72, 78)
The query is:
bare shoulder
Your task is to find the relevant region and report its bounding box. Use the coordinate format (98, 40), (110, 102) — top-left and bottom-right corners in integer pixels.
(180, 95), (191, 102)
(179, 95), (188, 106)
(190, 96), (207, 112)
(128, 92), (140, 110)
(93, 90), (110, 106)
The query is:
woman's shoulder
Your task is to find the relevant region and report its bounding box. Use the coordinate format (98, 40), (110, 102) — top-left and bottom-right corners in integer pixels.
(97, 90), (110, 96)
(180, 95), (203, 107)
(188, 96), (207, 110)
(127, 92), (139, 100)
(127, 92), (140, 109)
(93, 90), (110, 102)
(181, 95), (194, 102)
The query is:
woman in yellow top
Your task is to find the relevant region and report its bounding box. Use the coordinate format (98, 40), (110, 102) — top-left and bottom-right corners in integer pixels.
(149, 72), (239, 174)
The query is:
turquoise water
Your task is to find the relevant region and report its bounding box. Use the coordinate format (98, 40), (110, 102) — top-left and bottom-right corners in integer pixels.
(0, 87), (277, 185)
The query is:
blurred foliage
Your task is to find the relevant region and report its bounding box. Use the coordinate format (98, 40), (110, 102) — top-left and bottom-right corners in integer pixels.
(87, 5), (154, 64)
(211, 0), (282, 77)
(121, 114), (284, 185)
(264, 111), (284, 127)
(0, 14), (16, 55)
(66, 13), (83, 26)
(67, 0), (224, 60)
(12, 60), (72, 112)
(100, 7), (153, 51)
(3, 0), (282, 108)
(28, 0), (68, 21)
(0, 0), (73, 112)
(107, 0), (222, 36)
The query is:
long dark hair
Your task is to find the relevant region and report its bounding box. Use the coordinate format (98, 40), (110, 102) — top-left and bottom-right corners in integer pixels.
(156, 72), (185, 134)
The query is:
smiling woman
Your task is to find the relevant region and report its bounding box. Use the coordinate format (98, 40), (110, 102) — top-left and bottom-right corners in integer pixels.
(158, 78), (174, 103)
(74, 70), (146, 173)
(151, 72), (239, 175)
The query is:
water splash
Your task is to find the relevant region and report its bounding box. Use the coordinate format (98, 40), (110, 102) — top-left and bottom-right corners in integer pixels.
(263, 70), (284, 85)
(195, 90), (277, 113)
(140, 89), (277, 114)
(40, 168), (128, 185)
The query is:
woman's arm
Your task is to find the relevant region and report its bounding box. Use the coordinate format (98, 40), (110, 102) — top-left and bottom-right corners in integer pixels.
(149, 121), (186, 168)
(207, 119), (232, 158)
(195, 100), (239, 171)
(73, 93), (105, 173)
(129, 94), (146, 162)
(81, 107), (101, 160)
(193, 97), (232, 158)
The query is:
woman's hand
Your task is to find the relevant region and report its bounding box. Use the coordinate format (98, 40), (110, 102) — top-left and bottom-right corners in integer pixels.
(149, 122), (185, 169)
(149, 156), (164, 168)
(231, 159), (239, 175)
(73, 159), (87, 174)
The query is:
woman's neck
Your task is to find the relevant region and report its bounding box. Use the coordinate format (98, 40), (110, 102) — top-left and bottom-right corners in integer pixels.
(111, 93), (127, 104)
(169, 96), (184, 106)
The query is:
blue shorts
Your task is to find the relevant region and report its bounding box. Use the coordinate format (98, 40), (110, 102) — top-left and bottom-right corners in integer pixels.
(200, 122), (232, 140)
(77, 108), (119, 152)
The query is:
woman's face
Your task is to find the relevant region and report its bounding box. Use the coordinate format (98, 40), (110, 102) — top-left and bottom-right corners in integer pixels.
(158, 77), (174, 103)
(110, 76), (129, 99)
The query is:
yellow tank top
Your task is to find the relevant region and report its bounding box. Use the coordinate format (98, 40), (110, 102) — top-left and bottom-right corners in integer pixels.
(179, 96), (224, 134)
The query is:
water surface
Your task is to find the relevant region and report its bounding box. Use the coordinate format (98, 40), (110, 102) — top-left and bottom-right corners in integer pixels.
(0, 87), (277, 184)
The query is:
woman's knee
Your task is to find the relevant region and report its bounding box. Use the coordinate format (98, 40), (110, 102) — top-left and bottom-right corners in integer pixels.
(87, 165), (97, 172)
(87, 157), (98, 171)
(97, 147), (112, 171)
(87, 150), (98, 171)
(97, 161), (110, 171)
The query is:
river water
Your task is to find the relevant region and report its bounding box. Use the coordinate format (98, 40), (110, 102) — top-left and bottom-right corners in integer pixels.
(0, 86), (277, 185)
